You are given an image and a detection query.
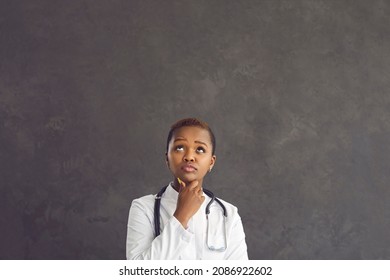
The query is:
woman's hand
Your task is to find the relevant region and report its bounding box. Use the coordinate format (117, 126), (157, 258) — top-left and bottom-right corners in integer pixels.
(173, 180), (205, 229)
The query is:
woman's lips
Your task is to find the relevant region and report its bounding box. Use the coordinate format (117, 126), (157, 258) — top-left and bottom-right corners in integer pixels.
(182, 165), (197, 172)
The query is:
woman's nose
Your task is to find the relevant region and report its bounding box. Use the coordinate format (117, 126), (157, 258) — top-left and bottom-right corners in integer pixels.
(183, 151), (195, 162)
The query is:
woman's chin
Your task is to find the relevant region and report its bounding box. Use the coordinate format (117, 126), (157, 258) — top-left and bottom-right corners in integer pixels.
(179, 174), (198, 183)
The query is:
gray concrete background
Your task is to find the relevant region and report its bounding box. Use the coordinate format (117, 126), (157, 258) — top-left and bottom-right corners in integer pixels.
(1, 0), (390, 259)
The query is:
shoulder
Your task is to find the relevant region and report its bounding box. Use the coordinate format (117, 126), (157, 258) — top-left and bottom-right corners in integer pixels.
(132, 193), (155, 205)
(208, 194), (240, 217)
(216, 197), (238, 211)
(130, 194), (156, 212)
(130, 183), (172, 210)
(132, 194), (155, 204)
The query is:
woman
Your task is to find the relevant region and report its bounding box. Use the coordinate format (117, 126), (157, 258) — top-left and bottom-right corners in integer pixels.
(126, 118), (248, 259)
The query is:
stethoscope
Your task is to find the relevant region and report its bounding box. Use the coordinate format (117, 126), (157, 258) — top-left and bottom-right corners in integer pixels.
(154, 184), (228, 251)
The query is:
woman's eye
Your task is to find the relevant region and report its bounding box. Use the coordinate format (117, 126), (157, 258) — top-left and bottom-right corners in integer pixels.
(197, 147), (206, 153)
(175, 146), (184, 151)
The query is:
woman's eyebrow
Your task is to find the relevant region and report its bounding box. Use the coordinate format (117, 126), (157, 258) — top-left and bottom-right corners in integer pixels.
(195, 140), (208, 147)
(173, 138), (186, 143)
(173, 138), (208, 147)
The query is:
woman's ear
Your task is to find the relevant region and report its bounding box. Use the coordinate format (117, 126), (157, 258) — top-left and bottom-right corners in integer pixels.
(209, 155), (216, 171)
(165, 152), (169, 167)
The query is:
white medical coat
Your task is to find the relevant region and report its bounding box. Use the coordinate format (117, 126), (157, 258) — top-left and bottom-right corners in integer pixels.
(126, 182), (248, 260)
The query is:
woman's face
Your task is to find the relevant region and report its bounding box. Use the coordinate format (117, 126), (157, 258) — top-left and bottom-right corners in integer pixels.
(166, 126), (216, 185)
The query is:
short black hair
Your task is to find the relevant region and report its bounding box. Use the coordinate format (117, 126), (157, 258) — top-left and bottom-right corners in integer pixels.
(166, 118), (216, 155)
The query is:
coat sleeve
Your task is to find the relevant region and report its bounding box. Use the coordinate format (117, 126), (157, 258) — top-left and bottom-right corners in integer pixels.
(225, 207), (249, 260)
(126, 198), (194, 260)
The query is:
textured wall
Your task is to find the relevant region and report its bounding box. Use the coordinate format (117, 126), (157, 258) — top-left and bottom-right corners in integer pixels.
(1, 0), (390, 259)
